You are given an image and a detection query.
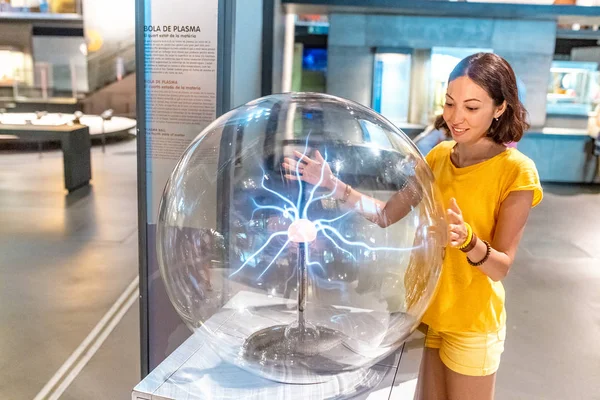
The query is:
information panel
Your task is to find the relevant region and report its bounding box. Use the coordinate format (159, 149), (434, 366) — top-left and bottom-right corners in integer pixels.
(144, 3), (218, 220)
(138, 0), (221, 373)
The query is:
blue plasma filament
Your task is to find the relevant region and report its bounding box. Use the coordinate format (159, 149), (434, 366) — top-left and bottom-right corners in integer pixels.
(230, 141), (418, 282)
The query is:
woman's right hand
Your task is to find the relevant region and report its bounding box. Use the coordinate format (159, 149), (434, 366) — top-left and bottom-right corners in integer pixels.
(447, 197), (468, 248)
(282, 150), (336, 190)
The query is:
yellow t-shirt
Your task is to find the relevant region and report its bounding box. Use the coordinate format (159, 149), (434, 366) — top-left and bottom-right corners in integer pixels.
(422, 141), (543, 333)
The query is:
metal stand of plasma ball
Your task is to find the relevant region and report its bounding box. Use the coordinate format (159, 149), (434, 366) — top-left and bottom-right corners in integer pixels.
(283, 194), (321, 352)
(298, 241), (307, 331)
(241, 182), (348, 384)
(295, 241), (312, 342)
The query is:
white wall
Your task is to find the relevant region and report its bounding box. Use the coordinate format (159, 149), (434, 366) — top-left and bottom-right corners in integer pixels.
(82, 0), (135, 46)
(82, 0), (135, 91)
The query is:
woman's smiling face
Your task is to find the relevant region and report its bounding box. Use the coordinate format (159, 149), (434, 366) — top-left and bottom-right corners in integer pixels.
(443, 76), (505, 144)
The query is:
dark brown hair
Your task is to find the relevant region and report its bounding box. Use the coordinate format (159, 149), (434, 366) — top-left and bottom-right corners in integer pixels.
(434, 53), (529, 144)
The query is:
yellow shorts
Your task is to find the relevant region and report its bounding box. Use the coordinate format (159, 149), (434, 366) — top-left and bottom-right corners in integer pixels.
(425, 325), (506, 377)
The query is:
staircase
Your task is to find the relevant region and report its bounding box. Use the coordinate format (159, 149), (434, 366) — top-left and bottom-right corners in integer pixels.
(82, 39), (136, 117)
(80, 73), (136, 118)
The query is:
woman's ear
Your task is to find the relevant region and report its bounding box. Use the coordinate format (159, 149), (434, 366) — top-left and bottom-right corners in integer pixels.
(494, 101), (507, 119)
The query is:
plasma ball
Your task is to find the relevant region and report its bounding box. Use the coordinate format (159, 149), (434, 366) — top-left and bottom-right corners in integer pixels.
(287, 218), (318, 243)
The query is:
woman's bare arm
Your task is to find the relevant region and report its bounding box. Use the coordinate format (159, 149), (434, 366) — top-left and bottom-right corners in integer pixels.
(282, 150), (422, 228)
(447, 191), (534, 281)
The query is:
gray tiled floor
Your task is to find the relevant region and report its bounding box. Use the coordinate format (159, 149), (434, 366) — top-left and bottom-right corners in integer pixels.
(0, 138), (598, 399)
(498, 184), (600, 400)
(0, 139), (140, 400)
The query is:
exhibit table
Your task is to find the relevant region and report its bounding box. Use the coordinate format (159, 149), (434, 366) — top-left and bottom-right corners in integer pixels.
(519, 127), (598, 183)
(0, 113), (136, 139)
(0, 123), (91, 192)
(132, 290), (424, 400)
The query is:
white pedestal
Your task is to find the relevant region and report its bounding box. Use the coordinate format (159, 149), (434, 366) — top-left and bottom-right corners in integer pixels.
(132, 291), (424, 400)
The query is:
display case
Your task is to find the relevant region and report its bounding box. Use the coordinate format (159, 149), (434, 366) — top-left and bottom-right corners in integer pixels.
(0, 47), (26, 87)
(546, 60), (599, 117)
(372, 50), (412, 126)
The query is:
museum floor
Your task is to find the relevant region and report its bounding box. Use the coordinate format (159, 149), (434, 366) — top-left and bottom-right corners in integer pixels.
(0, 137), (598, 400)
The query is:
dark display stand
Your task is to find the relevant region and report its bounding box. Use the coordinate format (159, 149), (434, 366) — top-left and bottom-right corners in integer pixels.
(0, 123), (91, 192)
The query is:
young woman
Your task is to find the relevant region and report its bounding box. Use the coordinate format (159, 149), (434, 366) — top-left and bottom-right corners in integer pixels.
(414, 52), (542, 400)
(283, 53), (542, 399)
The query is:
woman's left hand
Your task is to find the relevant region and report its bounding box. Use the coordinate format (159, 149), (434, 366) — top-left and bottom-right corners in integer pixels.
(282, 150), (336, 190)
(447, 197), (468, 247)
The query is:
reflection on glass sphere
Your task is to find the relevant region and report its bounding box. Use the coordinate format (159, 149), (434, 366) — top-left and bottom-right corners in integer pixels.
(157, 93), (446, 389)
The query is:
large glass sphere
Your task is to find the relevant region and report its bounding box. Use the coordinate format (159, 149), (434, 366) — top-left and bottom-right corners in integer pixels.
(157, 93), (446, 386)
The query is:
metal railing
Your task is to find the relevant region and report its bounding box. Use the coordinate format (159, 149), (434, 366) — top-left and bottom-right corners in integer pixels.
(0, 62), (87, 105)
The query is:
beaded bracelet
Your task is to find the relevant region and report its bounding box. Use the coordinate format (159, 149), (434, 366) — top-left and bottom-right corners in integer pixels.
(467, 239), (491, 267)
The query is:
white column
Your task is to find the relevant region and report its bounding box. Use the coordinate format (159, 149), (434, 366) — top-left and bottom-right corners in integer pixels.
(281, 12), (295, 93)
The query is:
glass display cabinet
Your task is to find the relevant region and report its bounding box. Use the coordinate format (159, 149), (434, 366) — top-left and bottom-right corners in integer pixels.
(546, 60), (599, 117)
